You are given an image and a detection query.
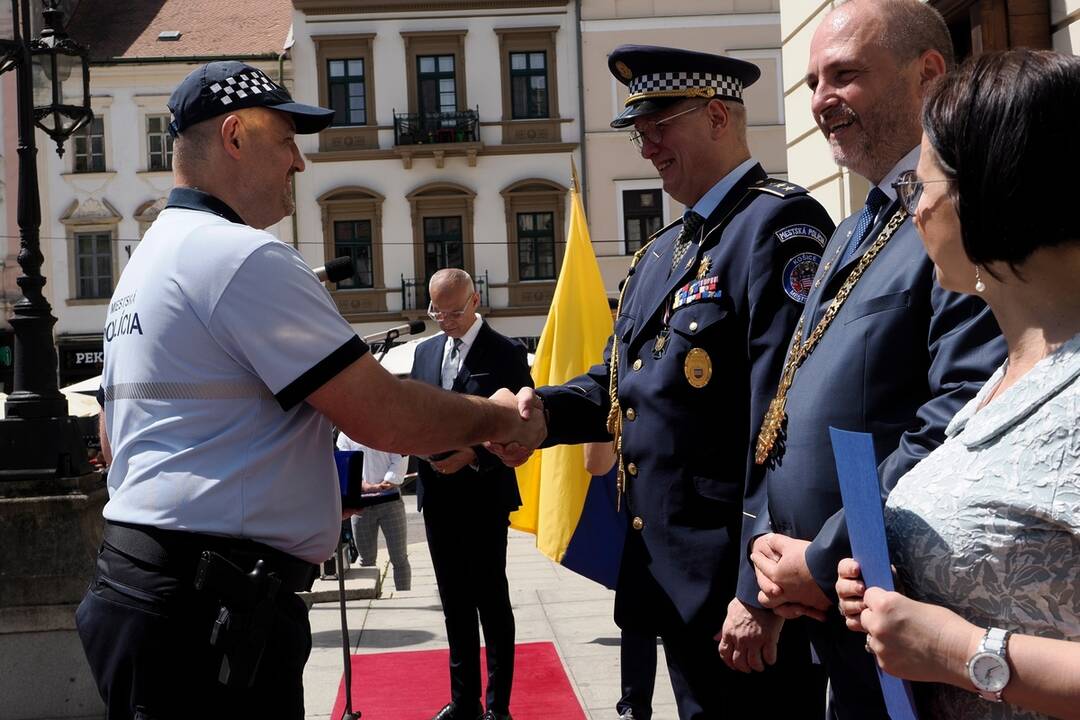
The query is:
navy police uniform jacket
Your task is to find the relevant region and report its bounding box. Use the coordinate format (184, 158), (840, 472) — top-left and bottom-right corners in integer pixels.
(411, 322), (532, 515)
(538, 162), (834, 630)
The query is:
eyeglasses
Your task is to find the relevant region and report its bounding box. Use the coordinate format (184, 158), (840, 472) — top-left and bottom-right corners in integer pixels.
(892, 170), (952, 215)
(628, 103), (708, 151)
(427, 297), (474, 322)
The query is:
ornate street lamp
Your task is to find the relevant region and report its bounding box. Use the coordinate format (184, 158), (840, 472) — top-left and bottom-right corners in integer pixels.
(30, 0), (92, 156)
(0, 1), (103, 713)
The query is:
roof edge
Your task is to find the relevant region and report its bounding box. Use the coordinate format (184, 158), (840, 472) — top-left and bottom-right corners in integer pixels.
(91, 52), (284, 67)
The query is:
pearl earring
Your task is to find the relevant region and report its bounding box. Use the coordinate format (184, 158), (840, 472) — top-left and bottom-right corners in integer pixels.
(974, 266), (986, 293)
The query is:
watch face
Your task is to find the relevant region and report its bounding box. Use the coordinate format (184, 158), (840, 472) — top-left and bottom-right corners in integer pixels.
(971, 654), (1009, 692)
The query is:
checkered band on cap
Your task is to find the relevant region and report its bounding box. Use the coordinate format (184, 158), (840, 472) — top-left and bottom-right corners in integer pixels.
(208, 68), (282, 108)
(626, 71), (742, 104)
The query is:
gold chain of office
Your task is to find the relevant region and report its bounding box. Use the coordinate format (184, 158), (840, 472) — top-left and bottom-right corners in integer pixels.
(755, 207), (908, 465)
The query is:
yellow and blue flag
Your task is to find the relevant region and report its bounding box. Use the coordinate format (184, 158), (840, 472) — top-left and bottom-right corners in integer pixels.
(510, 163), (626, 588)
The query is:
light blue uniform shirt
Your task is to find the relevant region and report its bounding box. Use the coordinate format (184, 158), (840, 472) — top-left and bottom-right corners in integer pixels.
(102, 204), (361, 564)
(688, 157), (759, 221)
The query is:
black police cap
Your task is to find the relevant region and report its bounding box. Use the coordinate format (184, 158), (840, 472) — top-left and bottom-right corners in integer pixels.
(607, 45), (762, 128)
(167, 61), (334, 137)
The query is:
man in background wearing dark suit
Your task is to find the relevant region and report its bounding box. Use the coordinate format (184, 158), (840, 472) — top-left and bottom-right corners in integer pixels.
(411, 269), (533, 720)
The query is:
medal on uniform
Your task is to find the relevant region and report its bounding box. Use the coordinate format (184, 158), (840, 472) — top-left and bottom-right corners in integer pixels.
(683, 348), (712, 388)
(652, 329), (670, 359)
(696, 256), (712, 280)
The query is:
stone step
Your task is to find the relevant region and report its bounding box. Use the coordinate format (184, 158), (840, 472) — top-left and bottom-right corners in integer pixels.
(299, 564), (382, 606)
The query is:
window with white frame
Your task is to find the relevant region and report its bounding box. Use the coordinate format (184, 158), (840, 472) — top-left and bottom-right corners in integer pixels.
(74, 232), (113, 299)
(622, 188), (664, 254)
(146, 115), (174, 171)
(73, 116), (105, 173)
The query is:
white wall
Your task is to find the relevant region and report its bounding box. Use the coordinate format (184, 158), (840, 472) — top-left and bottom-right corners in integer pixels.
(43, 60), (290, 337)
(290, 3), (579, 339)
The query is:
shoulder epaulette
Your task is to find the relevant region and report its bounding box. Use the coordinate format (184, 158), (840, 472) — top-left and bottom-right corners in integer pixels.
(749, 178), (809, 198)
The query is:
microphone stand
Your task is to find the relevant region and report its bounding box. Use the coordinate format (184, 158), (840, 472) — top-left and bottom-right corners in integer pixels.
(374, 327), (403, 362)
(336, 540), (360, 720)
(336, 322), (416, 719)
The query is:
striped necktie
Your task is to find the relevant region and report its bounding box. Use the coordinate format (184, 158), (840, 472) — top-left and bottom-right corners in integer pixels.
(841, 187), (889, 265)
(671, 210), (704, 271)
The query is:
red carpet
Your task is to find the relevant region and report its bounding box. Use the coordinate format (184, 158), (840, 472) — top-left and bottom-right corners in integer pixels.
(330, 641), (585, 720)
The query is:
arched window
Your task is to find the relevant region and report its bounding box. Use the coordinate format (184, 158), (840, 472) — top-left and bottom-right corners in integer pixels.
(60, 197), (123, 304)
(317, 186), (387, 317)
(406, 182), (476, 307)
(500, 178), (567, 308)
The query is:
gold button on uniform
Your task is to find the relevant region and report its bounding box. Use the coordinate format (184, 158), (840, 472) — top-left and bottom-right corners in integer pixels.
(627, 462), (638, 476)
(632, 517), (644, 531)
(689, 321), (699, 333)
(632, 358), (643, 371)
(625, 407), (636, 421)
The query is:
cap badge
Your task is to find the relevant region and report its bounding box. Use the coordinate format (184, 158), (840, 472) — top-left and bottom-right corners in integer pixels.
(616, 61), (633, 80)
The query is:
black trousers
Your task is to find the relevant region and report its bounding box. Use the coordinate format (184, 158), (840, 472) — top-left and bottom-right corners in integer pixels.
(423, 500), (515, 715)
(804, 614), (890, 720)
(618, 626), (658, 719)
(616, 531), (827, 720)
(76, 541), (312, 720)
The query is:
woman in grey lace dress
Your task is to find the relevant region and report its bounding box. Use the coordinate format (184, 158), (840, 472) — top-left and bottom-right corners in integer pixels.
(835, 50), (1080, 719)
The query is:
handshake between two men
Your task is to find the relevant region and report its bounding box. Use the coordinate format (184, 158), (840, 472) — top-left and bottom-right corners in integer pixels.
(310, 351), (548, 473)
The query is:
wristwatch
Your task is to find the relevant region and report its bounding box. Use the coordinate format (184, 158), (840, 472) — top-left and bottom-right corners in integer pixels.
(967, 627), (1011, 702)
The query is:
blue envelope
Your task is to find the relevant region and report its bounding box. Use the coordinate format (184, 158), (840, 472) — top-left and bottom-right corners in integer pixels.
(829, 427), (920, 720)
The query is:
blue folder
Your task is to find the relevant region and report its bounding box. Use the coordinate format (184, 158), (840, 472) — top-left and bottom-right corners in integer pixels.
(829, 427), (919, 720)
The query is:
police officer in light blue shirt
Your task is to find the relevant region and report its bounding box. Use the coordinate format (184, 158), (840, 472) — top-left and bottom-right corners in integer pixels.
(77, 61), (544, 720)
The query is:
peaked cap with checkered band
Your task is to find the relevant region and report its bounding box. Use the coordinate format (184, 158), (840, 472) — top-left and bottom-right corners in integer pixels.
(607, 45), (761, 128)
(167, 61), (334, 137)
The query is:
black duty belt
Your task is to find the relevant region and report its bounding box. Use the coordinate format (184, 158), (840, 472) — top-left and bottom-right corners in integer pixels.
(102, 521), (319, 593)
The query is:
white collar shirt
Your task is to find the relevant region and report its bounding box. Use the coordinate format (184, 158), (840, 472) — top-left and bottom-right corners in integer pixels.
(440, 313), (483, 389)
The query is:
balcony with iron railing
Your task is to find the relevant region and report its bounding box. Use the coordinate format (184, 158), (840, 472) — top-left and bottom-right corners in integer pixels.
(391, 108), (482, 168)
(401, 271), (489, 314)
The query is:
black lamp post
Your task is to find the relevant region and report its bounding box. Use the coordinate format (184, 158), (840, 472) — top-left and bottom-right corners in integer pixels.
(0, 0), (102, 714)
(0, 0), (94, 471)
(0, 3), (103, 713)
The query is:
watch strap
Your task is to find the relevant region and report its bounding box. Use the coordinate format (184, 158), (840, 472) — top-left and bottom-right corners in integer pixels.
(971, 626), (1011, 702)
(981, 627), (1009, 656)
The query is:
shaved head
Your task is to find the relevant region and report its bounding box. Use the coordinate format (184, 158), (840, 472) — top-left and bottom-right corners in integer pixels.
(429, 268), (474, 296)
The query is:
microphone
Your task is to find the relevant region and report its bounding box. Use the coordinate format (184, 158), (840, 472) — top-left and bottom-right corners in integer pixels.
(361, 320), (426, 344)
(313, 256), (354, 283)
